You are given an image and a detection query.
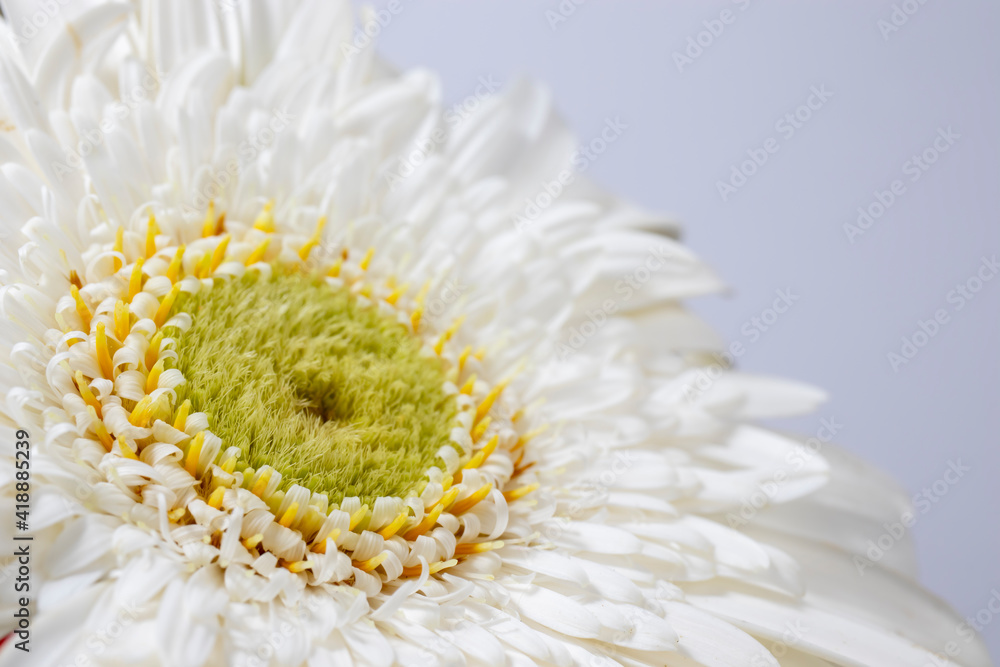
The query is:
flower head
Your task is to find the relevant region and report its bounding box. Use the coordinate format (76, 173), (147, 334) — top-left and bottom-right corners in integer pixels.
(0, 2), (990, 666)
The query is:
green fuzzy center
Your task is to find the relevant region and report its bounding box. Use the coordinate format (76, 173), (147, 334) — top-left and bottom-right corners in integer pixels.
(172, 271), (457, 505)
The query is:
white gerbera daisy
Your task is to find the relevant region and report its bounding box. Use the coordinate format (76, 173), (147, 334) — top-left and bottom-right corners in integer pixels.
(0, 2), (990, 666)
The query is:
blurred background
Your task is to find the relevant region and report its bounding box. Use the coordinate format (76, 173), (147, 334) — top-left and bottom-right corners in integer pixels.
(355, 0), (1000, 659)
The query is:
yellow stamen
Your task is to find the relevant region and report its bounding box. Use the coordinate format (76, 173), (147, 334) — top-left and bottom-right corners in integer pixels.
(154, 283), (182, 327)
(145, 330), (163, 371)
(385, 283), (409, 305)
(410, 282), (431, 332)
(194, 252), (212, 279)
(521, 424), (549, 443)
(474, 346), (487, 360)
(253, 201), (275, 232)
(471, 416), (492, 442)
(287, 560), (313, 574)
(168, 508), (187, 522)
(172, 399), (191, 431)
(354, 551), (387, 572)
(68, 270), (82, 290)
(377, 511), (409, 539)
(243, 534), (264, 550)
(209, 234), (231, 273)
(278, 502), (299, 528)
(503, 483), (539, 502)
(208, 486), (226, 509)
(450, 483), (492, 515)
(145, 358), (165, 394)
(116, 436), (138, 460)
(433, 315), (466, 356)
(432, 558), (458, 574)
(464, 435), (499, 470)
(513, 448), (526, 469)
(475, 378), (511, 425)
(311, 528), (341, 553)
(88, 406), (112, 450)
(327, 259), (343, 277)
(71, 285), (91, 331)
(113, 226), (124, 270)
(514, 460), (536, 476)
(113, 300), (130, 342)
(402, 558), (458, 577)
(220, 456), (237, 474)
(74, 371), (102, 418)
(202, 201), (217, 237)
(454, 540), (504, 555)
(185, 431), (205, 477)
(435, 486), (461, 511)
(95, 321), (113, 379)
(459, 374), (477, 395)
(127, 259), (144, 302)
(129, 396), (155, 427)
(298, 216), (327, 261)
(166, 246), (185, 283)
(145, 213), (158, 259)
(251, 469), (272, 497)
(65, 334), (87, 348)
(402, 504), (443, 541)
(244, 237), (270, 266)
(359, 247), (375, 271)
(458, 345), (472, 371)
(349, 505), (369, 531)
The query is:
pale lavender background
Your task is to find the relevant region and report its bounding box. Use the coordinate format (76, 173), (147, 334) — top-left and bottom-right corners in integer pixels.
(357, 0), (1000, 659)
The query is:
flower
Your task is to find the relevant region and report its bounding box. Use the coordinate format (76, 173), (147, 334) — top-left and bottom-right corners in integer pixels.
(0, 2), (989, 666)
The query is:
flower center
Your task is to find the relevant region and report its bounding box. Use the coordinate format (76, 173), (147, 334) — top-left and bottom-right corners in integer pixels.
(173, 271), (458, 505)
(55, 207), (537, 589)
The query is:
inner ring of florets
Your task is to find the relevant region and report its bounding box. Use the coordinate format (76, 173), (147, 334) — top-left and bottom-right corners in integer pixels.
(55, 204), (541, 590)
